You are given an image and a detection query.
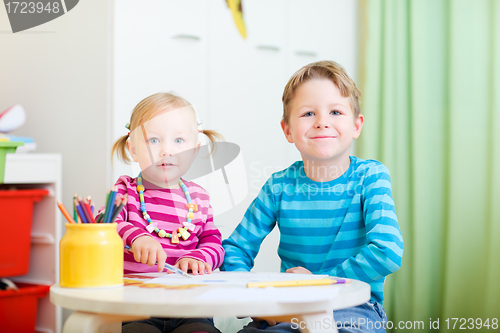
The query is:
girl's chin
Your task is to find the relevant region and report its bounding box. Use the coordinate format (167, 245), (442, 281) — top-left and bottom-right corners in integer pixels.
(141, 174), (180, 188)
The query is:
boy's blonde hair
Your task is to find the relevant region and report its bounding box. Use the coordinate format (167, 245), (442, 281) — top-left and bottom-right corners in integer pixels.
(282, 60), (361, 124)
(112, 92), (223, 164)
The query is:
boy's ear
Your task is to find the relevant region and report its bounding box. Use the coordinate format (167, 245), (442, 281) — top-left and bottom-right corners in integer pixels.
(353, 114), (364, 140)
(126, 138), (139, 163)
(280, 120), (294, 144)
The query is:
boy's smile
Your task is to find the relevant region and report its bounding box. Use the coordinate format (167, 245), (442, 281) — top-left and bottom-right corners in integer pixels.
(281, 79), (364, 181)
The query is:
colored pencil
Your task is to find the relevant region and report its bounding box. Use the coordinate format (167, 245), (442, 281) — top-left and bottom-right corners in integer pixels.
(105, 187), (117, 223)
(57, 201), (76, 224)
(74, 199), (88, 224)
(110, 193), (127, 223)
(95, 210), (105, 223)
(73, 193), (78, 222)
(247, 278), (349, 288)
(79, 197), (94, 224)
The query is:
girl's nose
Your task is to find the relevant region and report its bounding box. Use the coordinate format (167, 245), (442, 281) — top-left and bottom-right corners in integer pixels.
(160, 145), (173, 157)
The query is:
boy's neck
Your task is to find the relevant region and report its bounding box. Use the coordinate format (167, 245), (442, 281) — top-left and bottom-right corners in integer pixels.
(302, 157), (351, 182)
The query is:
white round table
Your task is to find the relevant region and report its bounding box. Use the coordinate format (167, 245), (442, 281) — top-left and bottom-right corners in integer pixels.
(50, 272), (370, 333)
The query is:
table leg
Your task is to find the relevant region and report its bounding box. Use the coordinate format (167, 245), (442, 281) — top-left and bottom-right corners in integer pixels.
(293, 311), (338, 333)
(62, 311), (149, 333)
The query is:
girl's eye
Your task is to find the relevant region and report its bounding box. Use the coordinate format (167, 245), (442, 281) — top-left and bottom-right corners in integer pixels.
(331, 110), (341, 115)
(148, 138), (160, 144)
(174, 138), (184, 144)
(303, 111), (314, 117)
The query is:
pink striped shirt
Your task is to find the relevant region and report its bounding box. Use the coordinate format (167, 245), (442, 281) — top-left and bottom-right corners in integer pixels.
(112, 175), (224, 273)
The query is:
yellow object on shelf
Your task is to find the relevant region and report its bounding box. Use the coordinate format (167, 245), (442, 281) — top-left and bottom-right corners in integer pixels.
(60, 223), (123, 288)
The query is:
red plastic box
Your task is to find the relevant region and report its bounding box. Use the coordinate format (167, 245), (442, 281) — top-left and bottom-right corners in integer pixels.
(0, 189), (49, 277)
(0, 282), (50, 332)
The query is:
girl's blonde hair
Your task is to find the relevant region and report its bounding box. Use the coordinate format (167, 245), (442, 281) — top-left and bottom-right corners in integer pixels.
(111, 92), (223, 164)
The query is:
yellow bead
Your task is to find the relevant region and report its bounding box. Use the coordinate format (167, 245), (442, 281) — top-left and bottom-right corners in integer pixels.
(178, 227), (190, 240)
(187, 212), (194, 219)
(137, 185), (145, 192)
(158, 229), (167, 237)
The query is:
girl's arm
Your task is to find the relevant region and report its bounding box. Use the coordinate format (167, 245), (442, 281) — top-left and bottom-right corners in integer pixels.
(112, 177), (155, 247)
(175, 205), (224, 271)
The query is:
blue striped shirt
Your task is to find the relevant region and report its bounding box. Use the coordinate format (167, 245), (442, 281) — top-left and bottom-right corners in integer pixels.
(221, 156), (403, 303)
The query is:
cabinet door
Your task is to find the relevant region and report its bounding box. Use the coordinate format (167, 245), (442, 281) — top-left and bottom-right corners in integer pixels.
(113, 0), (208, 180)
(287, 0), (358, 76)
(205, 0), (288, 272)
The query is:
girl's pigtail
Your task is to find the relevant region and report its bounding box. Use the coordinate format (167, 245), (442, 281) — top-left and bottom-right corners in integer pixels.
(200, 129), (225, 156)
(111, 134), (132, 164)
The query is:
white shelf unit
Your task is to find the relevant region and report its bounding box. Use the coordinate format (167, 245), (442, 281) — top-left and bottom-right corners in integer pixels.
(3, 153), (62, 333)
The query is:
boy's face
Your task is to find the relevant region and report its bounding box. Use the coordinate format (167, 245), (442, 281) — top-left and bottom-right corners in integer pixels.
(281, 79), (363, 167)
(127, 106), (200, 188)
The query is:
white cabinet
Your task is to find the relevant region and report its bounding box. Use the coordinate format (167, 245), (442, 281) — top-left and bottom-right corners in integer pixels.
(3, 153), (62, 333)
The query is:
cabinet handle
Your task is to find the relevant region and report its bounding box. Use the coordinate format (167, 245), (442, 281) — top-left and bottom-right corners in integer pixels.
(256, 45), (281, 52)
(170, 34), (201, 41)
(31, 232), (55, 244)
(295, 50), (317, 57)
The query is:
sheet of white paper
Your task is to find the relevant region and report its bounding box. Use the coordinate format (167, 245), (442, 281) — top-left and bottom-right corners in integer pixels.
(195, 286), (340, 303)
(147, 272), (331, 286)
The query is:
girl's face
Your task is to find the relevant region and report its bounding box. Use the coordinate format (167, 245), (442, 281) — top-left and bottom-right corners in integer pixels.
(127, 106), (200, 188)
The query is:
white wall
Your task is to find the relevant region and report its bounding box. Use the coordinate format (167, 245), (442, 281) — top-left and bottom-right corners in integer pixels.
(0, 0), (110, 213)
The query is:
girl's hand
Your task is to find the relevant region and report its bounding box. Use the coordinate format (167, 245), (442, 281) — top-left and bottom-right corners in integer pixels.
(171, 258), (212, 275)
(286, 266), (312, 274)
(131, 236), (167, 272)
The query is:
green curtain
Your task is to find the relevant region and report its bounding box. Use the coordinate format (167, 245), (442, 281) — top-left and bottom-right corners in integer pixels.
(358, 0), (500, 331)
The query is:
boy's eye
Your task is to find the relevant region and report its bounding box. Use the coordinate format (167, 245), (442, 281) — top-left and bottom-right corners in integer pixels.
(174, 138), (184, 144)
(303, 111), (314, 117)
(148, 138), (160, 144)
(331, 110), (341, 115)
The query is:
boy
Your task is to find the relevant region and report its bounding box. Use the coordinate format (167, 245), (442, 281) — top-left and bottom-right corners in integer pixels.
(221, 60), (403, 333)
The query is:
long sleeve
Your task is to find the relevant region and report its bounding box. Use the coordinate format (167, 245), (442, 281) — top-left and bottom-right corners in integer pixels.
(329, 163), (404, 284)
(176, 204), (225, 270)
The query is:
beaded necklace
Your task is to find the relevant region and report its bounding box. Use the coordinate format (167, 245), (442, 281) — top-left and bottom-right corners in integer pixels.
(137, 173), (198, 244)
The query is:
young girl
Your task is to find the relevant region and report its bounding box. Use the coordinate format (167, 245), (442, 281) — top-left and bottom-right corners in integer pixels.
(110, 92), (224, 333)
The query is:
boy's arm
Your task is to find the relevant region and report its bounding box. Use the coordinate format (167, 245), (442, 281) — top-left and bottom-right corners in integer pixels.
(220, 179), (277, 271)
(329, 164), (403, 283)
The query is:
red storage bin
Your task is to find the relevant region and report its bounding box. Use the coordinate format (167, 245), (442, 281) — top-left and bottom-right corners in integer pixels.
(0, 282), (50, 332)
(0, 189), (49, 277)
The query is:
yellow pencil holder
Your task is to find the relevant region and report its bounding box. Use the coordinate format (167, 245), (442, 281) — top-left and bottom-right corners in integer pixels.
(60, 223), (123, 288)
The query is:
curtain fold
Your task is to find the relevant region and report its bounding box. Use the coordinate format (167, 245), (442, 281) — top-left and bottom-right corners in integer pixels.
(359, 0), (500, 331)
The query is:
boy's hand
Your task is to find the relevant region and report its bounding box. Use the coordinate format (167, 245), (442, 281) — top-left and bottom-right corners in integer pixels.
(286, 266), (312, 274)
(172, 258), (212, 275)
(131, 235), (167, 272)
